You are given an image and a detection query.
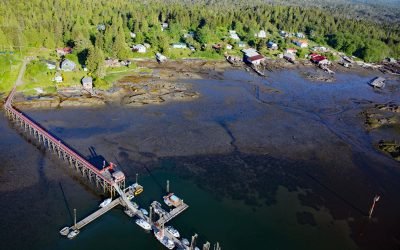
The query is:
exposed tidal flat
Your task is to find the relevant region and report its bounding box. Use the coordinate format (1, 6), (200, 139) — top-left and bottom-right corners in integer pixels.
(0, 65), (400, 250)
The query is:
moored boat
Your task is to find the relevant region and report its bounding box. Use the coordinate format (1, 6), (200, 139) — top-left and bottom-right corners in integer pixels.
(135, 218), (152, 231)
(67, 229), (79, 239)
(182, 238), (190, 246)
(99, 198), (112, 208)
(166, 225), (180, 238)
(140, 208), (149, 216)
(59, 227), (70, 236)
(154, 229), (175, 249)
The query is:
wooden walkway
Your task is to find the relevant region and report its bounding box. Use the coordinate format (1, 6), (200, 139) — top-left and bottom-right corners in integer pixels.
(71, 198), (122, 230)
(156, 202), (189, 225)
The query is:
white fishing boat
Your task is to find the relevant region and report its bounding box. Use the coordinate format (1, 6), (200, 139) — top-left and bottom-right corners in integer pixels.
(182, 238), (190, 246)
(154, 229), (175, 249)
(140, 208), (149, 216)
(99, 198), (112, 208)
(127, 194), (134, 200)
(59, 227), (70, 236)
(135, 218), (151, 231)
(166, 226), (180, 238)
(67, 229), (79, 239)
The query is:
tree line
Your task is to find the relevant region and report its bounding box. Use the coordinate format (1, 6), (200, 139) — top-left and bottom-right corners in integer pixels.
(0, 0), (399, 76)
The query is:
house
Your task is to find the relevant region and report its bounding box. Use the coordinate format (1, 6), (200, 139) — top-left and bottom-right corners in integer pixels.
(82, 77), (93, 90)
(60, 59), (76, 71)
(296, 32), (305, 38)
(283, 53), (296, 63)
(53, 72), (63, 83)
(156, 53), (167, 63)
(267, 41), (278, 50)
(293, 39), (308, 48)
(161, 22), (168, 31)
(97, 24), (106, 31)
(184, 31), (195, 39)
(229, 30), (240, 40)
(309, 53), (330, 65)
(237, 41), (246, 48)
(246, 54), (265, 65)
(285, 48), (297, 54)
(279, 30), (288, 38)
(132, 44), (146, 53)
(56, 47), (72, 56)
(226, 44), (233, 50)
(130, 32), (136, 38)
(242, 48), (259, 57)
(255, 30), (267, 38)
(312, 46), (328, 53)
(172, 43), (187, 49)
(43, 60), (56, 70)
(212, 44), (222, 50)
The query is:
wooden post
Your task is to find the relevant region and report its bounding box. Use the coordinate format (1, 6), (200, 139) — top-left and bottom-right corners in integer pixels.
(369, 195), (380, 219)
(74, 208), (77, 229)
(166, 180), (170, 193)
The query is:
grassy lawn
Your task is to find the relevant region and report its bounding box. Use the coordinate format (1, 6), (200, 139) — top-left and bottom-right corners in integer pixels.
(0, 53), (23, 94)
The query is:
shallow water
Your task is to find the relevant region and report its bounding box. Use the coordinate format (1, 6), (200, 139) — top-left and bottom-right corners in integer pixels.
(0, 68), (399, 250)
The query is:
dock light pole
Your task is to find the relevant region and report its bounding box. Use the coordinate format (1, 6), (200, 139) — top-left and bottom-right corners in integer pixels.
(136, 173), (138, 184)
(166, 180), (170, 193)
(149, 206), (153, 223)
(74, 209), (77, 229)
(369, 195), (381, 219)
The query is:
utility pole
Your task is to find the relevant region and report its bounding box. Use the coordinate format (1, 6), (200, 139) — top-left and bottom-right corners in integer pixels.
(369, 195), (380, 219)
(166, 180), (170, 193)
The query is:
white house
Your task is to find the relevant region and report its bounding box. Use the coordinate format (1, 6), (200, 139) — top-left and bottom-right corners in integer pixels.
(54, 72), (63, 83)
(255, 30), (267, 38)
(267, 41), (278, 50)
(229, 30), (240, 40)
(285, 48), (298, 54)
(293, 40), (308, 48)
(132, 44), (146, 53)
(60, 59), (76, 71)
(172, 43), (187, 49)
(82, 76), (93, 90)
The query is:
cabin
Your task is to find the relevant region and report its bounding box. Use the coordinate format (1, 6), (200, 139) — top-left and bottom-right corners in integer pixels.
(279, 30), (288, 38)
(156, 52), (167, 63)
(229, 30), (240, 40)
(283, 53), (296, 63)
(172, 43), (187, 49)
(43, 60), (56, 70)
(369, 77), (385, 88)
(132, 44), (146, 53)
(56, 47), (72, 56)
(255, 30), (267, 38)
(267, 41), (278, 50)
(309, 53), (330, 66)
(293, 40), (308, 48)
(60, 59), (76, 71)
(54, 72), (63, 83)
(81, 76), (93, 90)
(97, 24), (106, 31)
(285, 48), (297, 54)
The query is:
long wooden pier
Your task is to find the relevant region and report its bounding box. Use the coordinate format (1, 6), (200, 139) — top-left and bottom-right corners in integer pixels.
(3, 86), (125, 196)
(156, 202), (189, 225)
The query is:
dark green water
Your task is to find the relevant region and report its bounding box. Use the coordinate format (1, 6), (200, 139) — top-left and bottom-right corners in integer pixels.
(1, 68), (400, 250)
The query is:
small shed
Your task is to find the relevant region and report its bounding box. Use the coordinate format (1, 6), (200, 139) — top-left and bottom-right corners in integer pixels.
(255, 30), (267, 38)
(132, 44), (146, 53)
(172, 43), (187, 49)
(54, 72), (63, 83)
(237, 41), (246, 48)
(226, 44), (233, 50)
(43, 60), (56, 70)
(82, 76), (93, 90)
(60, 59), (76, 71)
(267, 41), (278, 50)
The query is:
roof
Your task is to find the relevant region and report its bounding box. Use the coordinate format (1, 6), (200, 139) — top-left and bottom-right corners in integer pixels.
(311, 55), (327, 62)
(248, 54), (265, 62)
(82, 77), (93, 84)
(242, 48), (258, 57)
